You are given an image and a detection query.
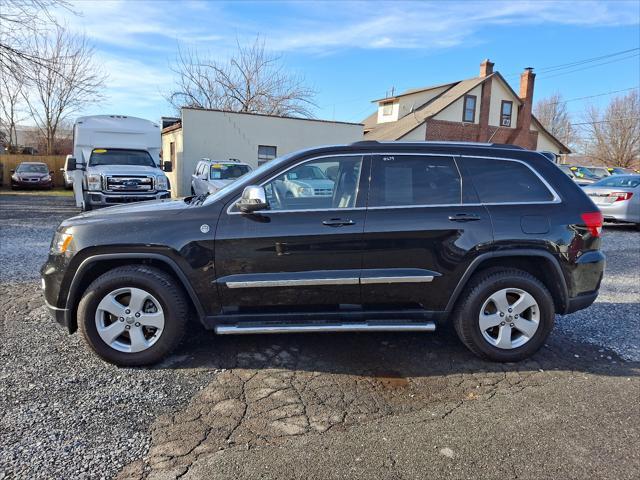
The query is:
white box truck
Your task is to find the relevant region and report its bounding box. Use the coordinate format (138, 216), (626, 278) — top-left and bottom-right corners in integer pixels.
(66, 115), (172, 210)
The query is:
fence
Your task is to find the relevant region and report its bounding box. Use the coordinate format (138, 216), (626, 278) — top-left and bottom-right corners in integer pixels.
(0, 154), (67, 187)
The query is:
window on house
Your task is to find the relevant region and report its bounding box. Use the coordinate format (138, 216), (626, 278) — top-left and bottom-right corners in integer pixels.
(169, 142), (176, 162)
(382, 101), (394, 116)
(257, 145), (277, 166)
(462, 95), (477, 123)
(500, 100), (513, 127)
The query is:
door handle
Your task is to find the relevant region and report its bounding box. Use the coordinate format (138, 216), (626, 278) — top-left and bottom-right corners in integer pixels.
(322, 218), (355, 227)
(448, 213), (481, 222)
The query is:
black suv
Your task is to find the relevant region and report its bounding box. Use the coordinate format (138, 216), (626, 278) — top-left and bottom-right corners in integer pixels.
(42, 141), (605, 366)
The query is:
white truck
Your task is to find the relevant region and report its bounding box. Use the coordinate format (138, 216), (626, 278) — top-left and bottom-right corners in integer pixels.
(67, 115), (172, 210)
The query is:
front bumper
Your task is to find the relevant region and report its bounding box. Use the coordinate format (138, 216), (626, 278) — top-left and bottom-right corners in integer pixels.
(85, 191), (170, 207)
(11, 179), (53, 188)
(41, 255), (73, 331)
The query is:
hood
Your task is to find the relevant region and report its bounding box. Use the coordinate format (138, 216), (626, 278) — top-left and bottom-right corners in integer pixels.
(61, 197), (190, 227)
(206, 179), (234, 192)
(87, 164), (162, 176)
(16, 172), (49, 179)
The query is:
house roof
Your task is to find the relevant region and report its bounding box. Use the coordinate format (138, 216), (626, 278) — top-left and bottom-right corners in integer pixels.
(531, 116), (571, 154)
(365, 75), (487, 141)
(370, 81), (458, 103)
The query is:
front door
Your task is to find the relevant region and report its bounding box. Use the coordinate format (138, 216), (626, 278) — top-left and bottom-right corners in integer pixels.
(360, 153), (493, 311)
(214, 155), (368, 311)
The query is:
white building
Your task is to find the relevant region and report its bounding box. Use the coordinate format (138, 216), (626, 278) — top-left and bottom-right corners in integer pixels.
(161, 107), (363, 197)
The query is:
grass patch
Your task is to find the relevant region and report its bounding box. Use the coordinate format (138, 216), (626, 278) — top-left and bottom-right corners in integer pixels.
(0, 187), (74, 196)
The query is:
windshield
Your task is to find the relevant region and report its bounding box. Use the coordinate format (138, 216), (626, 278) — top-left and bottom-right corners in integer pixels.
(569, 166), (598, 179)
(89, 148), (155, 167)
(286, 165), (326, 180)
(202, 151), (299, 206)
(593, 175), (640, 188)
(210, 164), (250, 180)
(16, 163), (48, 173)
(609, 167), (634, 175)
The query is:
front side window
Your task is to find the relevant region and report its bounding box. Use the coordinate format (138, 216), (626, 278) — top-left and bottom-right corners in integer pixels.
(500, 100), (513, 127)
(463, 95), (477, 123)
(369, 155), (461, 207)
(462, 158), (554, 203)
(210, 163), (250, 180)
(263, 156), (362, 211)
(89, 149), (155, 167)
(258, 145), (277, 166)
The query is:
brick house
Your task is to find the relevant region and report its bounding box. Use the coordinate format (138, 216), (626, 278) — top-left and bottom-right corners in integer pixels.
(363, 60), (570, 155)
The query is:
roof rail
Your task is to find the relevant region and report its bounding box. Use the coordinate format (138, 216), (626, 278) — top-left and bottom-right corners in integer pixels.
(350, 140), (525, 149)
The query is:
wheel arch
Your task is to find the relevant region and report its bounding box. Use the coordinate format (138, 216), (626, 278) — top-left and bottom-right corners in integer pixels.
(65, 253), (205, 333)
(446, 250), (569, 315)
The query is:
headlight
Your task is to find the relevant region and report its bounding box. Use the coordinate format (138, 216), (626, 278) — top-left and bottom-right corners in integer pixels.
(51, 232), (73, 255)
(298, 187), (313, 196)
(155, 175), (168, 191)
(42, 175), (51, 181)
(86, 174), (102, 191)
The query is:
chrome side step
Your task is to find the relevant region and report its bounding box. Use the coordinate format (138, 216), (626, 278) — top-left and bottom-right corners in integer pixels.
(215, 322), (436, 335)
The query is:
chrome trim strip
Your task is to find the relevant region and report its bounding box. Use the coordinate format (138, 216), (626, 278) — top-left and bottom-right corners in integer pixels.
(215, 322), (436, 334)
(226, 277), (359, 288)
(361, 276), (434, 284)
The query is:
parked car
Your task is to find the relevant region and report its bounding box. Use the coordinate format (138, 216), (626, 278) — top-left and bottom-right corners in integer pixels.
(558, 165), (597, 186)
(10, 162), (54, 189)
(281, 163), (335, 198)
(607, 166), (635, 175)
(42, 141), (605, 366)
(584, 166), (611, 179)
(61, 154), (74, 189)
(583, 174), (640, 227)
(191, 158), (252, 196)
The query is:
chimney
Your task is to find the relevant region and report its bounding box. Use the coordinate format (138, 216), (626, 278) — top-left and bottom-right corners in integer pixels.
(518, 67), (535, 133)
(480, 59), (494, 77)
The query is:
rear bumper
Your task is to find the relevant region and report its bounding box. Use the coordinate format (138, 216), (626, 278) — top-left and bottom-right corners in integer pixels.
(598, 201), (640, 223)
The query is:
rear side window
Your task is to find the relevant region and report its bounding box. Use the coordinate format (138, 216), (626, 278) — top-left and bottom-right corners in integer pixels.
(462, 157), (554, 203)
(369, 155), (461, 207)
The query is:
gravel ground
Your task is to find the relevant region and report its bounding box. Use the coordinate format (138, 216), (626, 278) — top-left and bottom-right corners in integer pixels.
(0, 194), (638, 480)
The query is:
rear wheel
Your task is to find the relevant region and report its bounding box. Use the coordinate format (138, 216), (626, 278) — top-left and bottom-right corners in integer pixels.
(78, 265), (188, 366)
(452, 268), (555, 362)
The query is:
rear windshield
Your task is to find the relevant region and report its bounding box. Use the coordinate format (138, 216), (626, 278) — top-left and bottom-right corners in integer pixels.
(210, 163), (250, 180)
(89, 149), (155, 167)
(17, 164), (48, 173)
(593, 175), (640, 188)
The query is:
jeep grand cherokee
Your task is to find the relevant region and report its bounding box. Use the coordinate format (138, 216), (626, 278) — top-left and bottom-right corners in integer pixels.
(41, 141), (605, 366)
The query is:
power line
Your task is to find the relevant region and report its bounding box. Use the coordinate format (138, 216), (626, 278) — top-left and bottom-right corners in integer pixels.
(570, 117), (640, 126)
(539, 53), (640, 80)
(505, 47), (640, 78)
(547, 87), (639, 106)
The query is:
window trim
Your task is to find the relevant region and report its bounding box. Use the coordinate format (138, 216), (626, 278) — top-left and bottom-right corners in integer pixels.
(500, 100), (513, 127)
(227, 153), (367, 215)
(227, 152), (561, 215)
(462, 94), (477, 123)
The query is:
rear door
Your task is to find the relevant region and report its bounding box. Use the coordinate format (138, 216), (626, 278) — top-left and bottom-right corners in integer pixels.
(214, 154), (368, 310)
(360, 153), (493, 312)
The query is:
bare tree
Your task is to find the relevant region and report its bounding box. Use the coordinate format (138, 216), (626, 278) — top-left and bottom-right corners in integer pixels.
(534, 92), (576, 148)
(168, 38), (317, 118)
(0, 0), (73, 78)
(24, 26), (106, 154)
(0, 66), (28, 151)
(581, 91), (640, 168)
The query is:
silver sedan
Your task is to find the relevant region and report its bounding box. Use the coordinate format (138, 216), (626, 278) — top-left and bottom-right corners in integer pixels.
(583, 175), (640, 227)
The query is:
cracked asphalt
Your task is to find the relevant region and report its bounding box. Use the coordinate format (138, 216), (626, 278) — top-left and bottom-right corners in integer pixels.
(1, 194), (639, 480)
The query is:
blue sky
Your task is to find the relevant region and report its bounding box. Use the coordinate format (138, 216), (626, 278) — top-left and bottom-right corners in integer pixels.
(55, 0), (640, 124)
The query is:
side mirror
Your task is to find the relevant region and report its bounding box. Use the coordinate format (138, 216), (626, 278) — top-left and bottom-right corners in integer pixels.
(162, 161), (172, 173)
(50, 170), (54, 175)
(66, 157), (78, 171)
(10, 169), (15, 174)
(236, 185), (268, 213)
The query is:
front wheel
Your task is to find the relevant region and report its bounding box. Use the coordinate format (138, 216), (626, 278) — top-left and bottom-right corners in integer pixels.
(77, 265), (189, 366)
(452, 268), (555, 362)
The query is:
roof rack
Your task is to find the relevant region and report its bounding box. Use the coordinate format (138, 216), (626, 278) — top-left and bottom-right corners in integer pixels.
(350, 140), (524, 150)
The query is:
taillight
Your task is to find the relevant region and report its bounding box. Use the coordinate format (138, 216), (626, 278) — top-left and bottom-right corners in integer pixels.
(610, 191), (633, 202)
(580, 211), (603, 238)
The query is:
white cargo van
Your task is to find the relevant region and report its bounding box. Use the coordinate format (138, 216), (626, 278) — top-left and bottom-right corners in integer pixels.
(67, 115), (172, 210)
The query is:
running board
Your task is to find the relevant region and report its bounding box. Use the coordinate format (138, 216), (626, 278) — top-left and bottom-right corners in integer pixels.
(215, 322), (436, 335)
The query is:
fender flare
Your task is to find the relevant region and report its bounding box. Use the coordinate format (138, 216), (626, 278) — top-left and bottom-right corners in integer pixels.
(444, 249), (569, 314)
(65, 252), (205, 331)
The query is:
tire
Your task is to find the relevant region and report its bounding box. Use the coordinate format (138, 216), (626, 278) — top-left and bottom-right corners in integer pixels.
(452, 268), (555, 362)
(78, 265), (189, 366)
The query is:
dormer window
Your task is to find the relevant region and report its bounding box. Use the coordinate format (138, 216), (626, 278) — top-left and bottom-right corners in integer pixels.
(382, 101), (394, 116)
(462, 95), (476, 123)
(501, 100), (513, 127)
